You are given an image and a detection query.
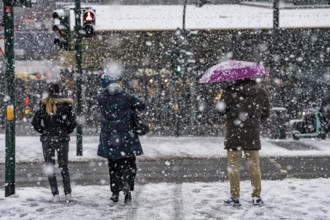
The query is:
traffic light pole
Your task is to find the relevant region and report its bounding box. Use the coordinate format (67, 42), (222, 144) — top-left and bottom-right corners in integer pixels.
(272, 0), (282, 107)
(173, 32), (182, 137)
(4, 0), (16, 197)
(182, 0), (187, 31)
(75, 0), (83, 156)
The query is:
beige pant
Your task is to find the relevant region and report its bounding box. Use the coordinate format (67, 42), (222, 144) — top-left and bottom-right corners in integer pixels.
(227, 150), (262, 198)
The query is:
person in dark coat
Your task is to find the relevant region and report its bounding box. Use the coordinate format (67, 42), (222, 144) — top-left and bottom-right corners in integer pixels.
(31, 82), (77, 203)
(218, 78), (270, 206)
(97, 74), (146, 205)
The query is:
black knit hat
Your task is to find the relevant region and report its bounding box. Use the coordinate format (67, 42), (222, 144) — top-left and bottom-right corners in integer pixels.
(48, 83), (60, 98)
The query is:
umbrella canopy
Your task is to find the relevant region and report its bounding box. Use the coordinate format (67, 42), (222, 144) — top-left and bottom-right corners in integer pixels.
(199, 60), (267, 83)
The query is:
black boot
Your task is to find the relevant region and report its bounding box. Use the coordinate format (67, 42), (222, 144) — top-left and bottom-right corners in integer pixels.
(110, 192), (119, 203)
(123, 182), (132, 205)
(124, 191), (132, 205)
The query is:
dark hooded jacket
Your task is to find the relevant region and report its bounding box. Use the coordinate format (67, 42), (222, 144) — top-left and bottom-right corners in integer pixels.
(97, 83), (146, 160)
(220, 79), (270, 150)
(31, 98), (77, 142)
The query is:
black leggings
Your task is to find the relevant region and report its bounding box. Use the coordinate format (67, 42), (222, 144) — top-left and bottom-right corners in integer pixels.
(108, 157), (137, 193)
(42, 141), (71, 196)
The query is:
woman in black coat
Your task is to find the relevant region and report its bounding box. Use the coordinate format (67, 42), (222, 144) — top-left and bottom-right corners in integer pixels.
(32, 83), (77, 203)
(97, 74), (146, 205)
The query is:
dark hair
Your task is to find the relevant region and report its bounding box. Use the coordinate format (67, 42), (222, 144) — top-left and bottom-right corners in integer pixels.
(225, 78), (255, 92)
(48, 83), (60, 98)
(236, 78), (255, 84)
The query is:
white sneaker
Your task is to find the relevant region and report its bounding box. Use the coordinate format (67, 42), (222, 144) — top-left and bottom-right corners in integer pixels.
(53, 194), (60, 203)
(252, 197), (264, 206)
(224, 197), (241, 206)
(65, 194), (72, 203)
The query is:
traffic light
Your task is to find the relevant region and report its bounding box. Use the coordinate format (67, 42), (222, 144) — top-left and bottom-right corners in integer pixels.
(176, 65), (182, 73)
(171, 28), (185, 74)
(24, 97), (30, 116)
(174, 28), (184, 45)
(171, 48), (184, 74)
(82, 9), (96, 37)
(52, 9), (70, 50)
(13, 0), (36, 7)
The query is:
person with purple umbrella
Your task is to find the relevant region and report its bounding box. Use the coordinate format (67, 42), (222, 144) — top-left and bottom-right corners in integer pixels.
(218, 78), (270, 207)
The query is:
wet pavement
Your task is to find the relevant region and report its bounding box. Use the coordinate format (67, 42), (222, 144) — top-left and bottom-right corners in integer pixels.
(1, 155), (329, 188)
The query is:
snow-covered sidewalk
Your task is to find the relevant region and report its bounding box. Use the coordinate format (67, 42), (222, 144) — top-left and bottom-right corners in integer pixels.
(0, 178), (329, 220)
(1, 135), (330, 219)
(0, 134), (330, 163)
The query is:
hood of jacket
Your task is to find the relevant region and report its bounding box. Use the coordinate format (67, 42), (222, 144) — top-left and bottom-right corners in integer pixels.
(41, 98), (74, 105)
(41, 98), (74, 116)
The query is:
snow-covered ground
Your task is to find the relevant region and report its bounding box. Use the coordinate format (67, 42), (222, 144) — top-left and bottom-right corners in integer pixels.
(1, 135), (330, 219)
(0, 179), (329, 220)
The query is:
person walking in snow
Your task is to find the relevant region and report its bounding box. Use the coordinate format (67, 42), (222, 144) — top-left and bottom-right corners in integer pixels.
(218, 78), (270, 206)
(32, 82), (76, 203)
(97, 74), (146, 205)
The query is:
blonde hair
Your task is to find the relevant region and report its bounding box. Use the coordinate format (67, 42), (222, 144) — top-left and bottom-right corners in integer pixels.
(42, 98), (58, 116)
(42, 98), (74, 116)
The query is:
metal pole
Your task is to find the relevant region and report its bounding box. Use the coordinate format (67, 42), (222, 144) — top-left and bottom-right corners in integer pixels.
(173, 32), (181, 137)
(4, 0), (16, 197)
(272, 0), (281, 106)
(179, 0), (187, 136)
(271, 0), (286, 139)
(75, 0), (83, 156)
(174, 75), (180, 136)
(174, 75), (179, 137)
(183, 0), (187, 31)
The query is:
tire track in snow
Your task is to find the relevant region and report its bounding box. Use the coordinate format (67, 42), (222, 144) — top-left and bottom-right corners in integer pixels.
(173, 184), (184, 220)
(125, 184), (145, 220)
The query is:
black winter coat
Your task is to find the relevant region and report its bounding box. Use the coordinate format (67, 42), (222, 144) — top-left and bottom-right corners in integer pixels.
(31, 98), (77, 142)
(97, 83), (146, 160)
(220, 80), (270, 151)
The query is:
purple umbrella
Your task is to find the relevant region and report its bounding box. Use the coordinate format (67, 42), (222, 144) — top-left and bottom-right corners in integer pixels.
(199, 60), (267, 83)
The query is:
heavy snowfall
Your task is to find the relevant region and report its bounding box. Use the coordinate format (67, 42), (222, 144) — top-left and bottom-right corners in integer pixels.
(1, 0), (330, 220)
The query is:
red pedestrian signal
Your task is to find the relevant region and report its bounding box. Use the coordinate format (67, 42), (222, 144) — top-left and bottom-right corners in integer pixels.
(83, 9), (96, 37)
(83, 11), (95, 24)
